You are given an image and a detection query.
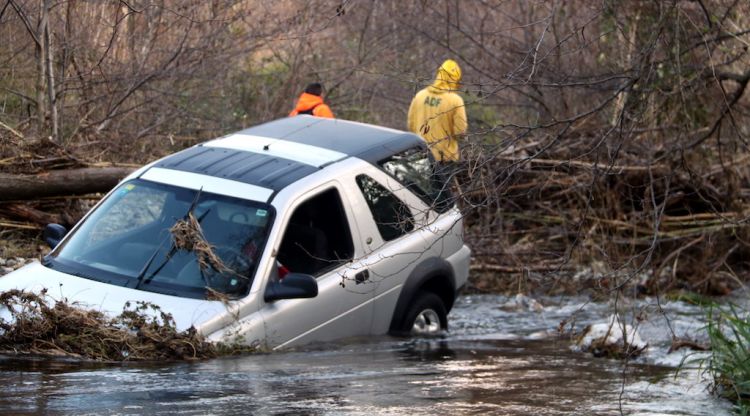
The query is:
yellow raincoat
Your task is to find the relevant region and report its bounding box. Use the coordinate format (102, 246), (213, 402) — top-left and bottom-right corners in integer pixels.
(407, 59), (467, 162)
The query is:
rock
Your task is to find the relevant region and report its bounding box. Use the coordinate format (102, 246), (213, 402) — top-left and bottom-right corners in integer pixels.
(15, 258), (26, 266)
(0, 258), (5, 267)
(5, 259), (16, 268)
(500, 293), (544, 312)
(527, 330), (556, 340)
(573, 314), (647, 358)
(1, 267), (13, 275)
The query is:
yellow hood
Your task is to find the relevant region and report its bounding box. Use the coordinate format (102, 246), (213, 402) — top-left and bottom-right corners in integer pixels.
(429, 59), (462, 93)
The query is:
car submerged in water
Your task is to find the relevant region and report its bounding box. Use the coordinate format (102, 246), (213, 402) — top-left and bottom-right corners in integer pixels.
(0, 116), (470, 350)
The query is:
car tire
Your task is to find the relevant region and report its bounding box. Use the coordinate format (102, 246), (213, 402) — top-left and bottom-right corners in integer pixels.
(401, 292), (447, 336)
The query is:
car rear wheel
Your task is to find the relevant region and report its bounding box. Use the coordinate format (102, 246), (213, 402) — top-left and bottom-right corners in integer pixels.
(402, 292), (447, 336)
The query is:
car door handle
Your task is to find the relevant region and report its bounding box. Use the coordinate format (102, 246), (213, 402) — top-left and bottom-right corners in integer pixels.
(354, 269), (369, 284)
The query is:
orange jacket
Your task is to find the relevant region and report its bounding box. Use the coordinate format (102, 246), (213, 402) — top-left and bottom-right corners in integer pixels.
(289, 92), (334, 118)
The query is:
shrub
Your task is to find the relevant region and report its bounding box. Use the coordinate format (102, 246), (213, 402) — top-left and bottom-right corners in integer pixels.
(706, 304), (750, 414)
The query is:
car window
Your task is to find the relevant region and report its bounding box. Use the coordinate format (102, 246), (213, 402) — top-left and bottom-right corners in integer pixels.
(378, 146), (453, 213)
(49, 179), (274, 300)
(356, 174), (414, 241)
(277, 187), (354, 277)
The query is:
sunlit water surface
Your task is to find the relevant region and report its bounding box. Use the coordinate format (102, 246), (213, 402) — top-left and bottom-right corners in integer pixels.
(0, 294), (734, 415)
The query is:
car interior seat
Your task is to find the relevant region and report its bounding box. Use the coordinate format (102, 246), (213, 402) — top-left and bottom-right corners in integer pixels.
(278, 222), (330, 276)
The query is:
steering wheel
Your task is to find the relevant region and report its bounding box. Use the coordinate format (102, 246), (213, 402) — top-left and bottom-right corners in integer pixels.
(174, 245), (252, 296)
(203, 245), (252, 292)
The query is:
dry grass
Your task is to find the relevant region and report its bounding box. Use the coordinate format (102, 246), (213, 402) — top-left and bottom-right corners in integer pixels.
(0, 230), (47, 260)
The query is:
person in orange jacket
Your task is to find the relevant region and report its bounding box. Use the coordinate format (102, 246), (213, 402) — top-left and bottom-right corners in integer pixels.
(407, 59), (467, 162)
(289, 83), (335, 118)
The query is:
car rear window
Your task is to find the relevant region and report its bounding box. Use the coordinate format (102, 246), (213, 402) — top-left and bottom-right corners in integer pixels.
(378, 147), (453, 213)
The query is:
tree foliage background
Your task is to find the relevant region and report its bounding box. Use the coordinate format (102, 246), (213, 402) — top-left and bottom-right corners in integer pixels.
(1, 0), (749, 295)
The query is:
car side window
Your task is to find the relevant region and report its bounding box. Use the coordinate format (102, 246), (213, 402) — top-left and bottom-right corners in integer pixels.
(356, 174), (414, 241)
(277, 187), (354, 277)
(379, 146), (453, 213)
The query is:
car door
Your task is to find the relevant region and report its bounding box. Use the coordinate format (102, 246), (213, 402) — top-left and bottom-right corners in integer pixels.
(259, 182), (374, 349)
(344, 165), (438, 335)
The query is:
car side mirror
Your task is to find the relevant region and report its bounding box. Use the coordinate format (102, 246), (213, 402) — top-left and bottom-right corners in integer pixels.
(43, 223), (68, 249)
(264, 273), (318, 302)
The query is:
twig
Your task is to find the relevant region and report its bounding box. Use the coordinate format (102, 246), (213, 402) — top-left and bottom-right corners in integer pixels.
(0, 220), (38, 230)
(0, 121), (24, 139)
(498, 156), (671, 174)
(470, 263), (574, 273)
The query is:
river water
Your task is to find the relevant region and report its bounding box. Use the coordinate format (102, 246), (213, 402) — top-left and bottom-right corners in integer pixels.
(0, 294), (734, 415)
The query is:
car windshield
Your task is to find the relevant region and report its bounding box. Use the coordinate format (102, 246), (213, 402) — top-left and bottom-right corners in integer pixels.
(47, 179), (274, 300)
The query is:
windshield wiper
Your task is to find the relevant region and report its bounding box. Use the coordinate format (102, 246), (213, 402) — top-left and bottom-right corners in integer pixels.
(132, 234), (172, 289)
(133, 188), (205, 290)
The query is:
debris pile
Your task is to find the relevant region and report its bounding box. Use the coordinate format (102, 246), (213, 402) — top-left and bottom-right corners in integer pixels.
(572, 314), (648, 358)
(0, 289), (254, 361)
(462, 143), (750, 295)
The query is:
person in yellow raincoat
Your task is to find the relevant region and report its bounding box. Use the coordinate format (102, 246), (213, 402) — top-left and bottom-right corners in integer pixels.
(407, 59), (467, 162)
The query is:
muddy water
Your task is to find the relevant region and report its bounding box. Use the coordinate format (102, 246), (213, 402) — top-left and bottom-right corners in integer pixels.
(0, 295), (733, 415)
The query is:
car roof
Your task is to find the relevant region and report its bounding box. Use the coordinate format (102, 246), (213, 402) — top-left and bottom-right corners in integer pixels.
(238, 116), (420, 162)
(150, 116), (425, 195)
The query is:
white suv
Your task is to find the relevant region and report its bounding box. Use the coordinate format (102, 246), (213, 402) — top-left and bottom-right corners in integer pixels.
(0, 116), (471, 350)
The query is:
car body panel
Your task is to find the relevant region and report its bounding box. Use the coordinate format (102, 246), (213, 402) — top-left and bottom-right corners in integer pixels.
(260, 260), (375, 349)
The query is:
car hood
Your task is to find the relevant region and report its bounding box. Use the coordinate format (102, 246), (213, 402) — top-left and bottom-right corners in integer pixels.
(0, 262), (229, 332)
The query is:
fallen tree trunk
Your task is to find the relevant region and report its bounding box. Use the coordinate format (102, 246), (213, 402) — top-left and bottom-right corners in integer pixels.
(0, 167), (135, 201)
(1, 204), (62, 225)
